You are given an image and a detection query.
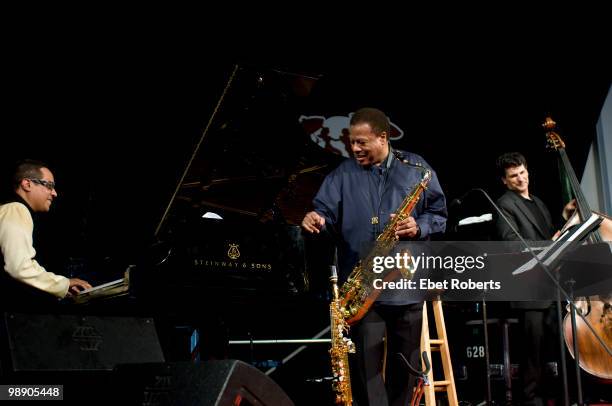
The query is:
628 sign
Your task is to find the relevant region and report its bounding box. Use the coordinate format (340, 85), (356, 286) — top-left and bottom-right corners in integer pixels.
(466, 345), (485, 358)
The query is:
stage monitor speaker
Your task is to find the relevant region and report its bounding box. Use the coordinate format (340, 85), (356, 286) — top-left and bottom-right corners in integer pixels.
(114, 360), (294, 406)
(2, 312), (165, 372)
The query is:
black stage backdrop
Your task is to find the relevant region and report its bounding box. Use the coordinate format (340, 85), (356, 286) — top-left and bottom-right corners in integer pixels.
(2, 35), (611, 405)
(3, 52), (609, 272)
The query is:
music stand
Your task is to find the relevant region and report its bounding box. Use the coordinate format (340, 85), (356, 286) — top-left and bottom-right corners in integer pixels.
(511, 213), (607, 406)
(512, 213), (603, 276)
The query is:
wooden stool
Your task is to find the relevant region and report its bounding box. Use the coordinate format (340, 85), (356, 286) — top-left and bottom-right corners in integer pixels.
(420, 300), (458, 406)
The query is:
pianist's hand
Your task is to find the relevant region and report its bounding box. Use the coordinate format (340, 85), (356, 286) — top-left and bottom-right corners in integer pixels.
(302, 211), (325, 234)
(66, 278), (93, 297)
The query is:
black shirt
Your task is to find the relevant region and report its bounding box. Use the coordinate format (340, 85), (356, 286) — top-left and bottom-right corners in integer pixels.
(522, 196), (553, 239)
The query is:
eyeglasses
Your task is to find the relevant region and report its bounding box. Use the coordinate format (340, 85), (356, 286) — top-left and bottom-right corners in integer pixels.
(27, 178), (56, 191)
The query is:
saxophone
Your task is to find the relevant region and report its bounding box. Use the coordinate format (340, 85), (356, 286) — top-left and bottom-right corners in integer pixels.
(340, 167), (432, 325)
(329, 265), (355, 405)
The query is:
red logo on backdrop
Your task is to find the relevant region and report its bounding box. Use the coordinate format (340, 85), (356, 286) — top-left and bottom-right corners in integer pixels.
(299, 113), (404, 158)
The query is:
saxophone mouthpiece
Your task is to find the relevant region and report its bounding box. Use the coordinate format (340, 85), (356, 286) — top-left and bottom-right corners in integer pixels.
(330, 265), (338, 280)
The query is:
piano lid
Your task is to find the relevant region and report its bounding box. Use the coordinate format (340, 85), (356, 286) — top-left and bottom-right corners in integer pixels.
(156, 64), (342, 234)
(133, 65), (346, 303)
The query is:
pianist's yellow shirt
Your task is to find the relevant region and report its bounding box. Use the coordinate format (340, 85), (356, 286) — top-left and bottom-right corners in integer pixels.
(0, 202), (69, 298)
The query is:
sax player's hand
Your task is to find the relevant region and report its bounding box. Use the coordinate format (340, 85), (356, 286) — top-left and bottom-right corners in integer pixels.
(302, 211), (325, 234)
(391, 214), (420, 240)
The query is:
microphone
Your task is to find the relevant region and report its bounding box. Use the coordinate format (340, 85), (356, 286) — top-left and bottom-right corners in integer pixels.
(448, 190), (471, 209)
(449, 198), (462, 209)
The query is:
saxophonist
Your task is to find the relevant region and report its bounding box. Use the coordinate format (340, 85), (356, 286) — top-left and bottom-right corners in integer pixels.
(301, 107), (447, 406)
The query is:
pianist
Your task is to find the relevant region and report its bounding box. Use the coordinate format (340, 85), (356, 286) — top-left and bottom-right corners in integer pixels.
(0, 160), (91, 309)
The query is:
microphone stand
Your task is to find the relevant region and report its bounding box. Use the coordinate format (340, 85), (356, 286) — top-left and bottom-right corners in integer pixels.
(452, 195), (493, 405)
(481, 291), (493, 406)
(469, 188), (612, 406)
(555, 268), (571, 406)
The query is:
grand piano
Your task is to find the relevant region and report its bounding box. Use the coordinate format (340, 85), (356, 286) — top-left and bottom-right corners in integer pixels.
(134, 65), (339, 304)
(69, 65), (342, 367)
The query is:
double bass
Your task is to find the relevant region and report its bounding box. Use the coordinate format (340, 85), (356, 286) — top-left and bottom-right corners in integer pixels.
(543, 116), (612, 382)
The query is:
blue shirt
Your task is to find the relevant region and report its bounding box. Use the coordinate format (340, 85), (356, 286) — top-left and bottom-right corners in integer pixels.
(313, 150), (447, 285)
